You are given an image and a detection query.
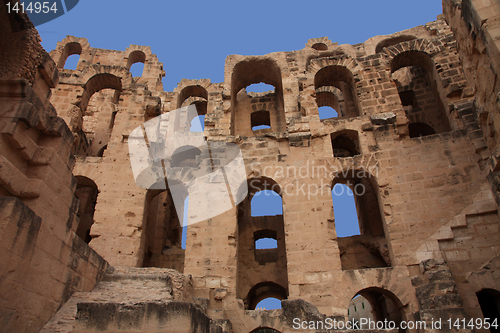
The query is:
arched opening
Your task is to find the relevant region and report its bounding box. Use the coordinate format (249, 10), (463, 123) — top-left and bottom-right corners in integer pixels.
(251, 190), (283, 216)
(318, 106), (338, 119)
(409, 122), (436, 138)
(332, 184), (360, 237)
(477, 289), (500, 333)
(177, 85), (209, 110)
(331, 130), (360, 157)
(332, 173), (391, 270)
(316, 86), (343, 119)
(255, 298), (282, 310)
(75, 176), (99, 244)
(237, 177), (288, 308)
(57, 42), (82, 69)
(246, 83), (275, 93)
(375, 35), (417, 54)
(64, 54), (80, 70)
(312, 43), (328, 51)
(247, 282), (287, 310)
(129, 63), (144, 77)
(76, 74), (122, 157)
(178, 86), (209, 132)
(255, 237), (278, 249)
(250, 328), (281, 333)
(348, 295), (373, 327)
(127, 50), (146, 77)
(254, 229), (278, 264)
(190, 115), (205, 132)
(349, 288), (405, 331)
(231, 59), (286, 136)
(314, 65), (359, 118)
(170, 146), (202, 168)
(391, 51), (451, 137)
(142, 188), (186, 272)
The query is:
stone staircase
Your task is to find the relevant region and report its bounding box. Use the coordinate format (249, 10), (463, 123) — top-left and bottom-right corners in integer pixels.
(39, 267), (218, 333)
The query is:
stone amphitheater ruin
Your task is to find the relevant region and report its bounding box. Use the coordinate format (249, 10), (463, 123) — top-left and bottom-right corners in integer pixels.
(1, 0), (500, 332)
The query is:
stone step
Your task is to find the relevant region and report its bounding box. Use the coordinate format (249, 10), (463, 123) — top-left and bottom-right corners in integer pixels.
(40, 266), (194, 332)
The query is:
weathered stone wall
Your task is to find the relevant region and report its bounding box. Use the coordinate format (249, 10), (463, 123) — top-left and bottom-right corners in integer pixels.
(39, 6), (500, 331)
(2, 0), (500, 332)
(0, 2), (109, 332)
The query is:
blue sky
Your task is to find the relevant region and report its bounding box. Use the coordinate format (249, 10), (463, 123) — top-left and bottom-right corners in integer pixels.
(35, 0), (443, 310)
(37, 1), (442, 92)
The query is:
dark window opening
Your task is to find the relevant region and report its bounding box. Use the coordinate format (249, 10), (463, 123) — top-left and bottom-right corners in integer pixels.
(409, 122), (436, 138)
(251, 110), (271, 131)
(477, 289), (500, 333)
(312, 43), (328, 51)
(398, 90), (416, 107)
(331, 130), (360, 157)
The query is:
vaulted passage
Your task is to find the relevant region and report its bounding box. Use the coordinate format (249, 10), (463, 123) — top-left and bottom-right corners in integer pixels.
(349, 288), (405, 330)
(75, 176), (99, 244)
(314, 65), (359, 119)
(231, 59), (286, 136)
(391, 50), (451, 138)
(237, 178), (288, 309)
(76, 73), (123, 156)
(142, 189), (185, 272)
(57, 41), (82, 69)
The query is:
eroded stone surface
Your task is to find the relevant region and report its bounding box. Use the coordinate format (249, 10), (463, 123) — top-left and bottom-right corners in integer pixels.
(2, 1), (500, 332)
